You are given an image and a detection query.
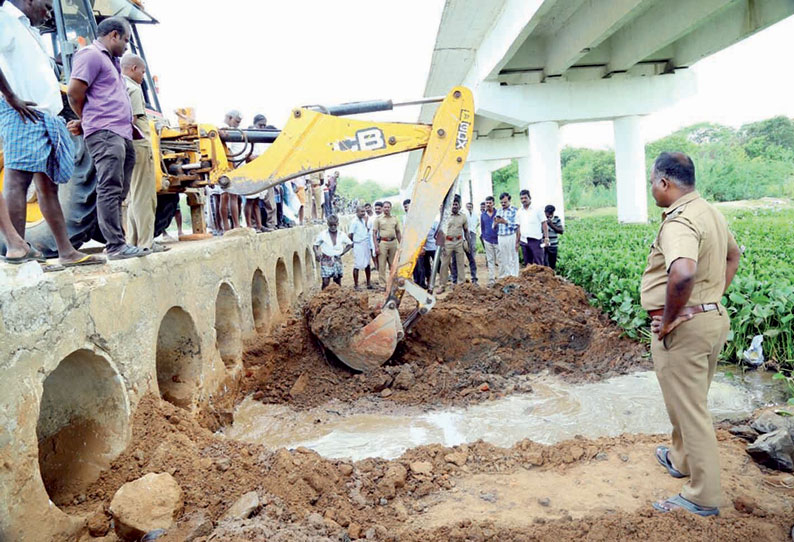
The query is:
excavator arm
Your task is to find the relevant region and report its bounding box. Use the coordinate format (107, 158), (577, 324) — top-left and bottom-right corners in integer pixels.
(220, 87), (474, 370)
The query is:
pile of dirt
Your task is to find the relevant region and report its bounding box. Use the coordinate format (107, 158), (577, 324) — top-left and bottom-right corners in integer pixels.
(240, 265), (647, 409)
(65, 396), (794, 541)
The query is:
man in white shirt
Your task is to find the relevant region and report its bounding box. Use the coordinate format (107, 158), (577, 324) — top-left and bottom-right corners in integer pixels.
(0, 0), (102, 266)
(348, 205), (373, 290)
(314, 214), (352, 289)
(516, 189), (549, 266)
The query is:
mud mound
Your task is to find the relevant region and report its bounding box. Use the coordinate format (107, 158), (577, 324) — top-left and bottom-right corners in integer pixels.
(305, 284), (373, 356)
(241, 266), (647, 409)
(404, 265), (645, 380)
(63, 396), (794, 541)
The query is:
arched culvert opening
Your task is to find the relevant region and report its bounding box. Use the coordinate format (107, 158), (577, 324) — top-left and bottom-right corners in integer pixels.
(305, 247), (315, 285)
(275, 258), (290, 314)
(293, 252), (304, 299)
(156, 306), (202, 409)
(37, 349), (129, 507)
(215, 282), (243, 367)
(251, 268), (270, 330)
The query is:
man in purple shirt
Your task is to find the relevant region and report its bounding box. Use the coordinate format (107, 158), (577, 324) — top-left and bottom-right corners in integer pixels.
(67, 17), (146, 259)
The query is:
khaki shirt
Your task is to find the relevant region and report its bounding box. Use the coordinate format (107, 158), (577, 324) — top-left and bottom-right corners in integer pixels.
(640, 191), (738, 310)
(124, 75), (150, 139)
(445, 213), (467, 238)
(373, 214), (400, 240)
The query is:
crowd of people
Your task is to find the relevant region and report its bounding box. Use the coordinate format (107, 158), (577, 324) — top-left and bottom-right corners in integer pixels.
(312, 188), (564, 292)
(0, 3), (345, 266)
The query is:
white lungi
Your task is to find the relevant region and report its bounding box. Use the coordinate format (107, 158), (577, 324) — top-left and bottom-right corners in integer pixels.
(497, 235), (519, 278)
(353, 240), (371, 270)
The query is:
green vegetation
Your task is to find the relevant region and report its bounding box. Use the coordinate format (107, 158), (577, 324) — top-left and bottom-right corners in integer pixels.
(557, 206), (794, 400)
(491, 116), (794, 209)
(337, 176), (399, 204)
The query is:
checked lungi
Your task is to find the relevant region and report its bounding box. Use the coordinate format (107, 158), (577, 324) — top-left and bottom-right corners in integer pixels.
(0, 98), (74, 184)
(320, 255), (343, 278)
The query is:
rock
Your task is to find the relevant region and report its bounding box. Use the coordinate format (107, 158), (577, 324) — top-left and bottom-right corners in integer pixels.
(619, 454), (629, 462)
(370, 373), (392, 393)
(132, 449), (145, 463)
(383, 464), (408, 488)
(444, 452), (468, 467)
(141, 530), (166, 541)
(479, 383), (490, 392)
(86, 508), (110, 537)
(410, 461), (433, 476)
(746, 429), (794, 472)
(594, 452), (608, 461)
(184, 513), (213, 542)
(307, 512), (325, 530)
(348, 522), (362, 539)
(338, 463), (354, 476)
(289, 373), (309, 397)
(729, 424), (759, 441)
(479, 492), (497, 503)
(380, 388), (393, 398)
(733, 495), (757, 514)
(379, 497), (388, 505)
(324, 518), (342, 531)
(215, 457), (231, 472)
(252, 390), (265, 401)
(538, 497), (551, 507)
(751, 410), (792, 435)
(221, 491), (260, 521)
(109, 473), (183, 541)
(393, 366), (416, 390)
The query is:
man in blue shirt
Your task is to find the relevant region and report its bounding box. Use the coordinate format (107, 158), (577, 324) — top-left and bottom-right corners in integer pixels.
(480, 196), (499, 286)
(493, 192), (519, 278)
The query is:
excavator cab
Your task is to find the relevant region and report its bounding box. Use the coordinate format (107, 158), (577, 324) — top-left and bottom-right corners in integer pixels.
(42, 0), (161, 112)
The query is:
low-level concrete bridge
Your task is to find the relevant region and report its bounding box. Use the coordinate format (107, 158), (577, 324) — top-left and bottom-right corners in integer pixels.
(0, 226), (323, 541)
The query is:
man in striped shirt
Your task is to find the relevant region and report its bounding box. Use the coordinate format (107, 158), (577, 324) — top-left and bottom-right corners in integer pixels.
(493, 192), (519, 278)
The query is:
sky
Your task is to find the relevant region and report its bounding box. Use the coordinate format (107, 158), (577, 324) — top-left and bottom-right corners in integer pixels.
(138, 1), (794, 188)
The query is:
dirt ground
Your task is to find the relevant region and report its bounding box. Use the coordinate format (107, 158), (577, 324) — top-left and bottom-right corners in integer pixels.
(66, 395), (794, 541)
(241, 264), (647, 410)
(58, 258), (793, 541)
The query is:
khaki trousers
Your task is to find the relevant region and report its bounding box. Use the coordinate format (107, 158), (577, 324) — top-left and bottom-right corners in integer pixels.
(483, 240), (499, 283)
(126, 140), (156, 249)
(312, 186), (324, 219)
(439, 239), (466, 287)
(652, 308), (730, 508)
(377, 239), (398, 284)
(263, 189), (277, 229)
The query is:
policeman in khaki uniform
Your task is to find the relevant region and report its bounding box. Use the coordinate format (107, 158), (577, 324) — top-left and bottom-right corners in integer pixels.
(372, 201), (401, 285)
(437, 196), (469, 293)
(642, 152), (741, 517)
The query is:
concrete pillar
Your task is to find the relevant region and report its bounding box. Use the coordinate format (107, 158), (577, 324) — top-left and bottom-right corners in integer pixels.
(527, 121), (564, 223)
(517, 157), (531, 192)
(614, 115), (648, 223)
(470, 161), (493, 209)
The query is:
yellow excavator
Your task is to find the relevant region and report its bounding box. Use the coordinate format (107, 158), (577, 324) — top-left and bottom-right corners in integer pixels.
(0, 0), (474, 370)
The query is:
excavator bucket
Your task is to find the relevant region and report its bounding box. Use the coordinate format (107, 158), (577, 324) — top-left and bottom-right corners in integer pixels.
(325, 86), (474, 371)
(333, 305), (403, 372)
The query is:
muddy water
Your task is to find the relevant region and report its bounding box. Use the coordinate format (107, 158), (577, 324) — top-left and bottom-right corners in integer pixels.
(223, 367), (786, 461)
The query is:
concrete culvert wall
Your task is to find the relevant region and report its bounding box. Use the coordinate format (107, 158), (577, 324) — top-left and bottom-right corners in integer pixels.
(304, 247), (314, 285)
(275, 258), (289, 313)
(251, 269), (270, 330)
(36, 349), (130, 507)
(215, 283), (242, 367)
(292, 252), (304, 299)
(156, 307), (202, 409)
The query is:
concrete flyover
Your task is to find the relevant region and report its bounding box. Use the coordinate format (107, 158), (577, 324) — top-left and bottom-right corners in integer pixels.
(0, 225), (322, 541)
(403, 0), (794, 223)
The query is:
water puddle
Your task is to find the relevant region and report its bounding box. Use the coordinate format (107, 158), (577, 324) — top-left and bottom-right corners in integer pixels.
(223, 367), (786, 461)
